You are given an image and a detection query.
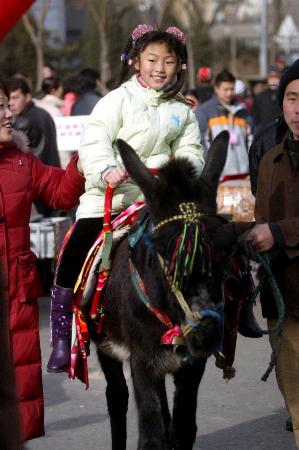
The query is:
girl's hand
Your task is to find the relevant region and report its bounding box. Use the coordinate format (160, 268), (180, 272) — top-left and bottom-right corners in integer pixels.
(104, 167), (128, 187)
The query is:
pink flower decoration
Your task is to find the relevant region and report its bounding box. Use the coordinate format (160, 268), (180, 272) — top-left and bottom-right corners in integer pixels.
(165, 26), (186, 45)
(131, 24), (154, 43)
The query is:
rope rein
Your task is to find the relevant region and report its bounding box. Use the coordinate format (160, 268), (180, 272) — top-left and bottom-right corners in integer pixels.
(238, 236), (285, 381)
(157, 253), (204, 337)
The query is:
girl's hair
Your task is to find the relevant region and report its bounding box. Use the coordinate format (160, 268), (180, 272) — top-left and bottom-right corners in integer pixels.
(115, 28), (187, 97)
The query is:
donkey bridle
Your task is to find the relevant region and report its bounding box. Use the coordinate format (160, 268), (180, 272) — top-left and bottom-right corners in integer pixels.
(130, 201), (223, 344)
(154, 202), (207, 230)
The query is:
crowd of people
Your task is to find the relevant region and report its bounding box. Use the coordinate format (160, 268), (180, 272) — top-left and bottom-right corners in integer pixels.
(1, 20), (299, 450)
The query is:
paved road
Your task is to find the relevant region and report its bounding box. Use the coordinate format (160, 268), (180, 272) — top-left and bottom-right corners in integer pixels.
(25, 298), (297, 450)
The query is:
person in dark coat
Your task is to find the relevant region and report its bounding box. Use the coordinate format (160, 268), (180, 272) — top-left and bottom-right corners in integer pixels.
(7, 75), (60, 167)
(251, 65), (283, 134)
(0, 80), (85, 441)
(71, 68), (102, 116)
(7, 76), (62, 218)
(249, 114), (288, 195)
(220, 59), (299, 448)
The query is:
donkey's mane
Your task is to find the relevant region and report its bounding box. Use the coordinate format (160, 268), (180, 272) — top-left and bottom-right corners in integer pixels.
(154, 158), (207, 203)
(158, 158), (198, 184)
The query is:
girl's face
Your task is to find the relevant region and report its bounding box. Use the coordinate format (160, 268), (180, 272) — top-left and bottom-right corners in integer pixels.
(0, 90), (13, 143)
(134, 41), (178, 91)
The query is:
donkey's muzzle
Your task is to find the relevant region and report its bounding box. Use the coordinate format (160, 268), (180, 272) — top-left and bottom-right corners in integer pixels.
(185, 315), (222, 358)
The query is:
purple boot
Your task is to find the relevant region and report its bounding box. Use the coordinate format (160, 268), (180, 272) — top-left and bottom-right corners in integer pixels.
(47, 285), (73, 373)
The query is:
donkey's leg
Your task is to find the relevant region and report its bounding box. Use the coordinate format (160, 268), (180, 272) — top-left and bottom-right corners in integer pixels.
(97, 350), (129, 450)
(171, 358), (207, 450)
(130, 357), (168, 450)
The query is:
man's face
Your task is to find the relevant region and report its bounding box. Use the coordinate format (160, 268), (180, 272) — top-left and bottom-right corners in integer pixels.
(283, 79), (299, 140)
(214, 81), (235, 105)
(9, 89), (31, 115)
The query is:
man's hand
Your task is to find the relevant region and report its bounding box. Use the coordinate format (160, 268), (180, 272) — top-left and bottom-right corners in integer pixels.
(247, 223), (274, 252)
(104, 168), (128, 188)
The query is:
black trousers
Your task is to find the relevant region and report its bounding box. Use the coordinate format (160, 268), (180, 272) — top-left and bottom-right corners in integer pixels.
(56, 218), (104, 288)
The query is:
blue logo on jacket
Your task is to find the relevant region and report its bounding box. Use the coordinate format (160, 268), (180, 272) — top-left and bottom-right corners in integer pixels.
(170, 114), (181, 127)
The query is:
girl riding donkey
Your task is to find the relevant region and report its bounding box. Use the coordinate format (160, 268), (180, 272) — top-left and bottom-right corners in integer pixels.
(47, 24), (260, 385)
(47, 24), (205, 373)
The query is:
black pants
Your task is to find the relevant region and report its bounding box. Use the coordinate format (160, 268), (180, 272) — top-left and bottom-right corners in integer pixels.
(56, 218), (104, 288)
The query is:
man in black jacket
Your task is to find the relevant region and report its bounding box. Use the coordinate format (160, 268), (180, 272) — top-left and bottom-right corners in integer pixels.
(7, 76), (60, 168)
(251, 65), (283, 134)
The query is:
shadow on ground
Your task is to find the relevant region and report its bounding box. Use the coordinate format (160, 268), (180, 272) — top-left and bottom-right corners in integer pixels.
(195, 408), (296, 450)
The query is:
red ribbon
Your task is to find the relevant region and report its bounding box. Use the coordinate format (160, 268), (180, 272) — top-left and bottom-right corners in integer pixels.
(220, 173), (249, 184)
(161, 325), (182, 345)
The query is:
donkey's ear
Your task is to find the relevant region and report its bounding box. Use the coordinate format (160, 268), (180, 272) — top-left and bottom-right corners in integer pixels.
(116, 139), (158, 199)
(200, 130), (229, 191)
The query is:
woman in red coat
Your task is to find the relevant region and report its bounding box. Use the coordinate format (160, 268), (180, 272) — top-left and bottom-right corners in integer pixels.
(0, 81), (85, 442)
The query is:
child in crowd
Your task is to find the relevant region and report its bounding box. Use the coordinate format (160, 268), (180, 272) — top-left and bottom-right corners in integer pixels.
(47, 24), (204, 373)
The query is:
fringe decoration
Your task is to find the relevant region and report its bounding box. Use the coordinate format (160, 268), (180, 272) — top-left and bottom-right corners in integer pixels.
(164, 222), (212, 290)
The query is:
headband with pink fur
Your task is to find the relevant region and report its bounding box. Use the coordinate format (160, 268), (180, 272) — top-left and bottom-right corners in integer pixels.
(122, 24), (187, 70)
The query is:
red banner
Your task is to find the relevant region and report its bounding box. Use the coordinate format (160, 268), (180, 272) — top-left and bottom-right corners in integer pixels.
(0, 0), (35, 42)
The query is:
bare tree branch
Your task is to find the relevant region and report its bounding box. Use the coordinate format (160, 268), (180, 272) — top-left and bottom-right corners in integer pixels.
(22, 0), (52, 91)
(156, 0), (170, 27)
(207, 0), (244, 26)
(86, 0), (110, 93)
(22, 14), (37, 47)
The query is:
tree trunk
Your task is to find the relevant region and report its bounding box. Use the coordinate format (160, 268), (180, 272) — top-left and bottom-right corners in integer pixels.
(98, 23), (110, 94)
(86, 0), (111, 94)
(35, 37), (44, 92)
(187, 37), (195, 89)
(230, 28), (237, 75)
(22, 0), (50, 92)
(269, 0), (282, 63)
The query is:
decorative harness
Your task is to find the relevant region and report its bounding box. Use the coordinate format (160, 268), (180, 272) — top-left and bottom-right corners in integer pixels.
(128, 201), (223, 349)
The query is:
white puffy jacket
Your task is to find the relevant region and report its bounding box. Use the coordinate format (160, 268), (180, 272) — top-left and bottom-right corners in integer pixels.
(77, 75), (203, 218)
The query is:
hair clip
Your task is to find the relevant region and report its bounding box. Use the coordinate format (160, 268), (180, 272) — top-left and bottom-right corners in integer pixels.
(131, 24), (154, 44)
(128, 58), (134, 66)
(165, 26), (186, 45)
(121, 52), (128, 63)
(181, 63), (187, 70)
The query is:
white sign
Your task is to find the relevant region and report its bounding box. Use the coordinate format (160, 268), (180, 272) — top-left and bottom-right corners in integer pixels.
(274, 15), (299, 53)
(54, 115), (88, 151)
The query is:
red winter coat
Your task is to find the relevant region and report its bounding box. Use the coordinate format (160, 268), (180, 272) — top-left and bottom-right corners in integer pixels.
(0, 141), (84, 441)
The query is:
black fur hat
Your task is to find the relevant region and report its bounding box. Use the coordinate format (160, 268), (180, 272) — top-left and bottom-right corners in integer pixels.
(278, 59), (299, 109)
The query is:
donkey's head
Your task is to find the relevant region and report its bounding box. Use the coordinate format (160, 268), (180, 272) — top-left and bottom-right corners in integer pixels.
(116, 131), (229, 358)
